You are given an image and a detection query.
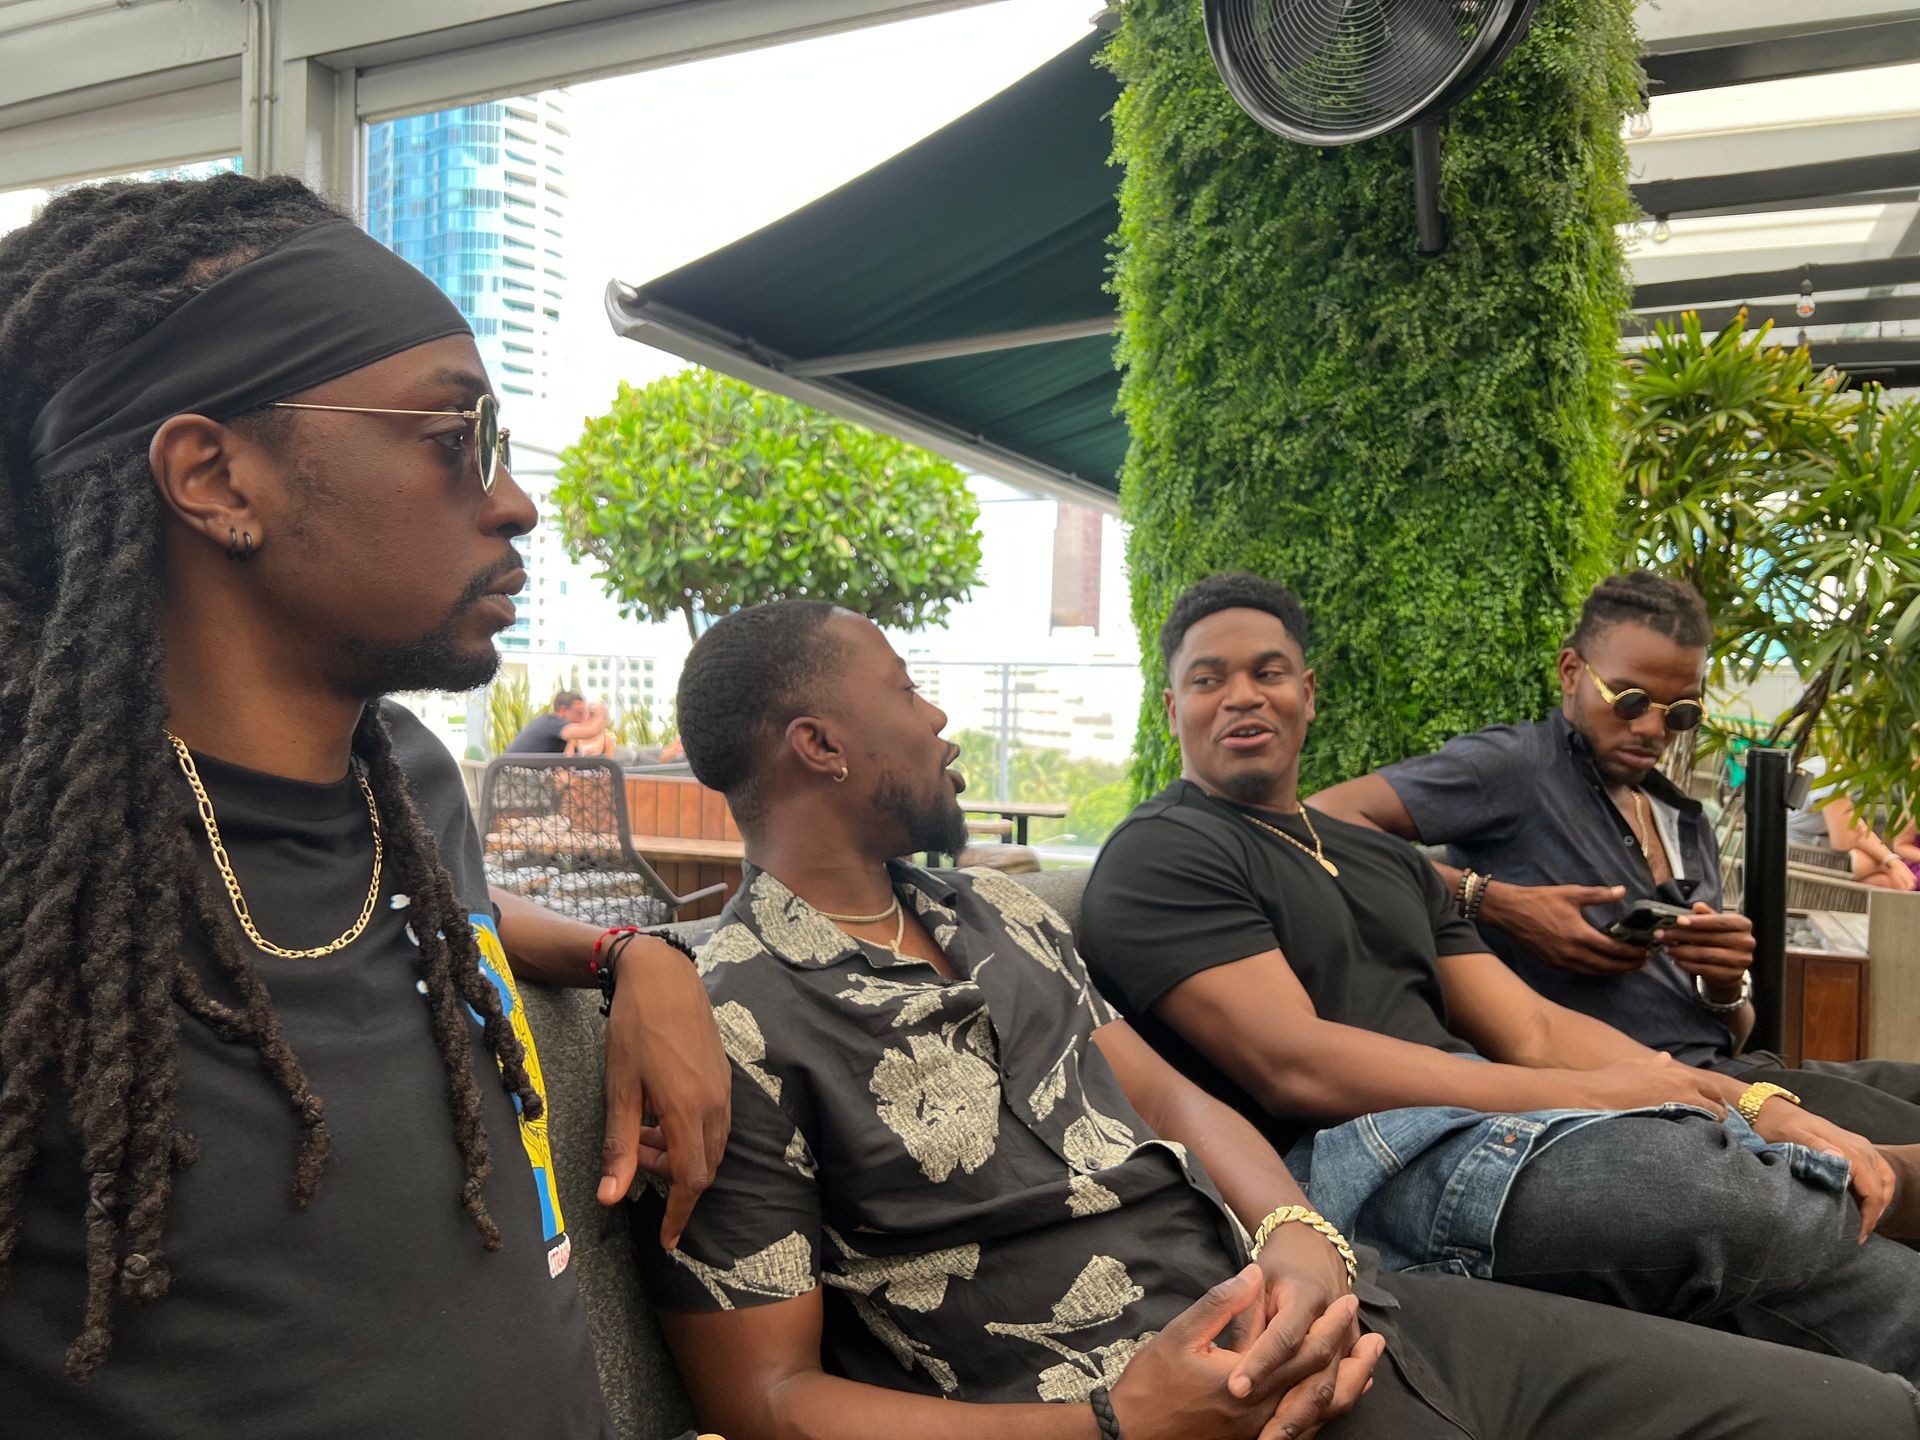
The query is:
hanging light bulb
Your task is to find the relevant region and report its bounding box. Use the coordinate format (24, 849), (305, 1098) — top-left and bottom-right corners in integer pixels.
(1796, 279), (1816, 319)
(1628, 110), (1653, 139)
(1652, 215), (1672, 244)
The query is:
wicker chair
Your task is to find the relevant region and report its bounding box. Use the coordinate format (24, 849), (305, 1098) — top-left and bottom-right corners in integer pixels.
(479, 755), (725, 926)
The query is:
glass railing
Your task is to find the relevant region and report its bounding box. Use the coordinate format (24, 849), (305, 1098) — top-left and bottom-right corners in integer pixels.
(904, 658), (1143, 866)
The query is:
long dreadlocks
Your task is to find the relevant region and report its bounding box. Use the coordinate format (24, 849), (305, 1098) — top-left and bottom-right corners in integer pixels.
(0, 172), (543, 1380)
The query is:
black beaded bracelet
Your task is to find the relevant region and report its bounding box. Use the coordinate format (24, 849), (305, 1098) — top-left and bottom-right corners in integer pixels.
(1463, 870), (1492, 923)
(1089, 1384), (1123, 1440)
(593, 928), (699, 1016)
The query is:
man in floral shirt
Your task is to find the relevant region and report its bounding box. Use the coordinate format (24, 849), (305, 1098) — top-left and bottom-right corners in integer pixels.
(632, 600), (1920, 1440)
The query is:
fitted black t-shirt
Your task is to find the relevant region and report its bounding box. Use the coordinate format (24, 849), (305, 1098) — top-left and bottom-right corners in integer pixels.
(509, 711), (572, 754)
(1079, 780), (1483, 1156)
(0, 703), (612, 1439)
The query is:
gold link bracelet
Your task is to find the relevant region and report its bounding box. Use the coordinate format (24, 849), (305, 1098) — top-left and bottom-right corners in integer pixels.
(1250, 1204), (1359, 1289)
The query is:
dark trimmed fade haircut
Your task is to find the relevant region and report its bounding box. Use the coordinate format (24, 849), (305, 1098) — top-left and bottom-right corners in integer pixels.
(1160, 573), (1310, 676)
(676, 601), (848, 823)
(1568, 572), (1711, 653)
(0, 172), (539, 1380)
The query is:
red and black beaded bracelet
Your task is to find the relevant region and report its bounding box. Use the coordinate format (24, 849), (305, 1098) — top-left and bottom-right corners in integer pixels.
(588, 926), (700, 1015)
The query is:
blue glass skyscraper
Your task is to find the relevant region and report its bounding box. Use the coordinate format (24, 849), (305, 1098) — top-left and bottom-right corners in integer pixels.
(367, 95), (571, 650)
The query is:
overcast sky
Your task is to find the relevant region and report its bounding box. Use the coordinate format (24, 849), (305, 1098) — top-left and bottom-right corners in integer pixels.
(524, 0), (1099, 446)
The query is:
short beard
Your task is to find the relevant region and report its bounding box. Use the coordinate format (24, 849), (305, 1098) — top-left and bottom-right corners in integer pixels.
(1219, 764), (1286, 807)
(874, 770), (970, 858)
(327, 566), (511, 698)
(334, 623), (501, 698)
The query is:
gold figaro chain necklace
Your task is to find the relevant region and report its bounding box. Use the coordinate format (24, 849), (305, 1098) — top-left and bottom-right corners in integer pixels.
(1241, 807), (1340, 878)
(167, 731), (384, 959)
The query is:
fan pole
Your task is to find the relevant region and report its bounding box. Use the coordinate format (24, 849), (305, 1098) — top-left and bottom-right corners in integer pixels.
(1411, 122), (1447, 253)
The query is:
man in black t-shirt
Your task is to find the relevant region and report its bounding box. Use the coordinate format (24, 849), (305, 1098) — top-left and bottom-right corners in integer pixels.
(0, 174), (727, 1437)
(510, 689), (593, 753)
(1081, 573), (1920, 1381)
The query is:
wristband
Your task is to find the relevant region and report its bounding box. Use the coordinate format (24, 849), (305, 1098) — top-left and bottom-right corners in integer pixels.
(1089, 1385), (1122, 1440)
(589, 928), (699, 1016)
(1465, 871), (1491, 922)
(1249, 1204), (1359, 1289)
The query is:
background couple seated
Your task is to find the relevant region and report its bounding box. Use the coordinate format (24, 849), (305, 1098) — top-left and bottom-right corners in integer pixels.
(633, 588), (1920, 1440)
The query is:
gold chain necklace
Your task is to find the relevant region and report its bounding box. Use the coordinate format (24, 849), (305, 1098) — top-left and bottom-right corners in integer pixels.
(166, 731), (384, 959)
(818, 895), (907, 954)
(1241, 807), (1339, 877)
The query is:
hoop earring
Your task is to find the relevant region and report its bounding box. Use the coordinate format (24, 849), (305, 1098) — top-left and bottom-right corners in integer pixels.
(226, 526), (241, 561)
(241, 531), (254, 561)
(833, 766), (849, 783)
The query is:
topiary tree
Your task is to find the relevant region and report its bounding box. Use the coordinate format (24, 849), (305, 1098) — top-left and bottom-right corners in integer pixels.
(1108, 0), (1640, 797)
(553, 370), (984, 637)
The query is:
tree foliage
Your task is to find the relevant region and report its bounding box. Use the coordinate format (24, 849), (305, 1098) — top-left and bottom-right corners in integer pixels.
(1618, 314), (1920, 823)
(949, 728), (1130, 846)
(1108, 0), (1639, 797)
(554, 370), (984, 636)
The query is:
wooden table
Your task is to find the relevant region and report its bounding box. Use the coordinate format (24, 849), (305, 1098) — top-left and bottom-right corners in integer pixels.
(961, 799), (1070, 846)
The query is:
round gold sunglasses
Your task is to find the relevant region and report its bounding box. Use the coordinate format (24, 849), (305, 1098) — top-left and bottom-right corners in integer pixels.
(268, 392), (510, 493)
(1584, 663), (1704, 733)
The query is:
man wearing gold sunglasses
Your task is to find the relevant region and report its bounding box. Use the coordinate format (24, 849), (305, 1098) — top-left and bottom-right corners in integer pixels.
(1317, 572), (1920, 1147)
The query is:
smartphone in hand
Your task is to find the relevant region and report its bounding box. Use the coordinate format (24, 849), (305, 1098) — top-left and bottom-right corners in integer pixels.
(1606, 900), (1692, 944)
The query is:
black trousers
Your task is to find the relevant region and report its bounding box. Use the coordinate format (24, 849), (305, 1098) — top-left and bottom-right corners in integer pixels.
(1733, 1054), (1920, 1144)
(1337, 1268), (1919, 1439)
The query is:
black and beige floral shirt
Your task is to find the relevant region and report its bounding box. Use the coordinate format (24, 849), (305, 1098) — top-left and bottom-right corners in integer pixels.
(634, 862), (1251, 1405)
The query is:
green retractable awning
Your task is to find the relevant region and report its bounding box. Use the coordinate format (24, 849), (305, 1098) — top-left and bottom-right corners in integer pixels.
(602, 31), (1125, 508)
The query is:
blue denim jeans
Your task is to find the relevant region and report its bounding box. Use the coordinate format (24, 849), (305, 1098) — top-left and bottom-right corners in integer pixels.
(1488, 1111), (1920, 1383)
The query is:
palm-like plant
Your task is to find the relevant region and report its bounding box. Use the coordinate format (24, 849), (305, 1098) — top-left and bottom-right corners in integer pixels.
(484, 670), (532, 757)
(1618, 312), (1920, 827)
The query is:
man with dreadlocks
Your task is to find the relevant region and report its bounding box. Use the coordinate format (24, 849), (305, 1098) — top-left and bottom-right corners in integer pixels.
(0, 172), (728, 1436)
(1316, 571), (1920, 1144)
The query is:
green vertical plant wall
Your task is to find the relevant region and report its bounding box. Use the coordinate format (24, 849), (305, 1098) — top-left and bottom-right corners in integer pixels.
(1109, 0), (1640, 795)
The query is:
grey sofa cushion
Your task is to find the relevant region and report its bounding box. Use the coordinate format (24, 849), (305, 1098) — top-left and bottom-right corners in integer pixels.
(518, 984), (695, 1440)
(521, 864), (1091, 1437)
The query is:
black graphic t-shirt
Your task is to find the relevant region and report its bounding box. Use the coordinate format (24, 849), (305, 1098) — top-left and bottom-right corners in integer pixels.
(0, 703), (612, 1439)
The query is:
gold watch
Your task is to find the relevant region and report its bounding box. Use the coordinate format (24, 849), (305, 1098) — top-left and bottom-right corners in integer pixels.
(1736, 1080), (1800, 1126)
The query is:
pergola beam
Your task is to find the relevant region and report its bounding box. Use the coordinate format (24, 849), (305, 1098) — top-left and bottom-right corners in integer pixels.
(1625, 294), (1920, 335)
(1635, 151), (1920, 217)
(1645, 18), (1920, 93)
(1633, 255), (1920, 308)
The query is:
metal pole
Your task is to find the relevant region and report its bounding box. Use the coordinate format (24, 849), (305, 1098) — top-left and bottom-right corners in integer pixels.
(1411, 123), (1448, 254)
(997, 664), (1012, 802)
(1743, 747), (1790, 1056)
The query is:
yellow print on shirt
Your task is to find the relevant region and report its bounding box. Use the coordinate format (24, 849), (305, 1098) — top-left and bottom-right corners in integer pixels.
(470, 914), (566, 1249)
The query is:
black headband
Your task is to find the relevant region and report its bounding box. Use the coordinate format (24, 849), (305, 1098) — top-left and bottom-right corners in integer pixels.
(27, 219), (473, 479)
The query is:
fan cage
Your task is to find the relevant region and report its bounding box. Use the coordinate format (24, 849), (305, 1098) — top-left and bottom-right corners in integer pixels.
(1205, 0), (1523, 146)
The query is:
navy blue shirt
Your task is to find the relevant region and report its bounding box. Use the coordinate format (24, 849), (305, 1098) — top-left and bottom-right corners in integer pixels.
(1378, 712), (1736, 1069)
(507, 710), (572, 754)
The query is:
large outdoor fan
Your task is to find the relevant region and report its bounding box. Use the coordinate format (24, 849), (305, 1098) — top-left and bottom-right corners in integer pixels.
(1205, 0), (1542, 252)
